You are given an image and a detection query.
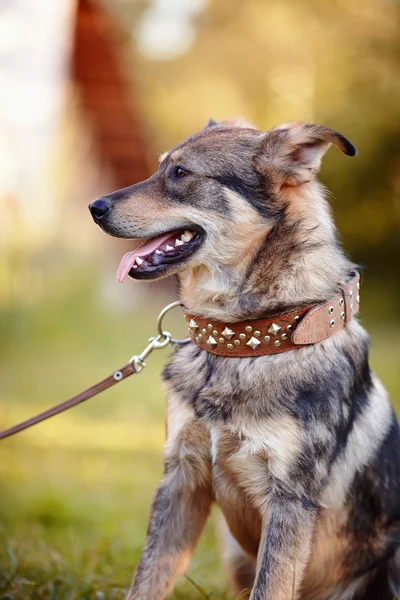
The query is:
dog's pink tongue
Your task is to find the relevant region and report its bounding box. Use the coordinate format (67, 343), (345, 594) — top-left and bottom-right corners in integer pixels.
(117, 231), (177, 282)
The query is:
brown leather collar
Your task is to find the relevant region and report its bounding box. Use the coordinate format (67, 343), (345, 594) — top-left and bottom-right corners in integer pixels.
(183, 273), (360, 357)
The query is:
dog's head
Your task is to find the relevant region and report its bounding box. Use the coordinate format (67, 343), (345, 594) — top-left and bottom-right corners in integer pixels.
(90, 119), (356, 316)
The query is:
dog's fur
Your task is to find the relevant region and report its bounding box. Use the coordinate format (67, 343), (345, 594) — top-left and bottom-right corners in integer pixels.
(91, 119), (400, 599)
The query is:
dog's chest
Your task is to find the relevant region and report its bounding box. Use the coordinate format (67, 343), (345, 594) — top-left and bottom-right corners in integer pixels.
(164, 344), (284, 423)
(209, 424), (270, 491)
(164, 345), (303, 482)
(208, 417), (301, 494)
(164, 344), (310, 514)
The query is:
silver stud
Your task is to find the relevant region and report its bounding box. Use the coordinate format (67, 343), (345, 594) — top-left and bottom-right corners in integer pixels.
(328, 306), (334, 314)
(349, 290), (353, 298)
(213, 330), (218, 337)
(239, 333), (246, 340)
(245, 325), (252, 333)
(207, 335), (217, 348)
(198, 333), (203, 340)
(357, 282), (360, 290)
(189, 319), (198, 332)
(234, 339), (241, 346)
(264, 335), (271, 343)
(357, 295), (360, 303)
(274, 340), (281, 347)
(207, 323), (213, 330)
(268, 323), (281, 336)
(330, 319), (335, 328)
(350, 303), (354, 311)
(339, 298), (344, 306)
(222, 327), (235, 339)
(341, 311), (345, 320)
(113, 370), (123, 381)
(195, 335), (201, 343)
(294, 316), (300, 322)
(282, 333), (288, 340)
(201, 328), (207, 335)
(246, 336), (261, 350)
(287, 324), (293, 331)
(227, 343), (233, 350)
(254, 330), (261, 337)
(219, 337), (225, 344)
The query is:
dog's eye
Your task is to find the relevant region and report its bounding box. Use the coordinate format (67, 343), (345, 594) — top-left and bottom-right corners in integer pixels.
(172, 166), (187, 179)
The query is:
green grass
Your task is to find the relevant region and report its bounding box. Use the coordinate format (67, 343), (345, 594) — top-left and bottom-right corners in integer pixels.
(0, 272), (399, 599)
(0, 274), (231, 599)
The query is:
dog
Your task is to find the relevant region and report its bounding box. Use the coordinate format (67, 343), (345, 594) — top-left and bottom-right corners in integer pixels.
(89, 119), (400, 600)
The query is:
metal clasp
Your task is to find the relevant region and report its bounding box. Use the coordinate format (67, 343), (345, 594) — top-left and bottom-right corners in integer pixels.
(129, 332), (171, 372)
(129, 301), (190, 372)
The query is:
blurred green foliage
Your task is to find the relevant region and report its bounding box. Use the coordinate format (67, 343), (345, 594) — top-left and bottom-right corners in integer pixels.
(131, 0), (400, 285)
(0, 276), (228, 599)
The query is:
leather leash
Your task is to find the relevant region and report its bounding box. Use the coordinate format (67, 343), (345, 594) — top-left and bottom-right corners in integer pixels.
(0, 275), (360, 441)
(0, 302), (187, 442)
(0, 361), (138, 441)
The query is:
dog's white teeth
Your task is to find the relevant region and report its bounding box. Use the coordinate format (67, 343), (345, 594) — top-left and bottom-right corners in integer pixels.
(165, 244), (174, 252)
(132, 264), (138, 269)
(175, 239), (184, 247)
(135, 257), (144, 265)
(181, 231), (194, 243)
(155, 249), (163, 255)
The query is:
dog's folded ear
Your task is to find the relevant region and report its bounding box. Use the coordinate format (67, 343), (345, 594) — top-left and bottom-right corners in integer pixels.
(253, 122), (357, 187)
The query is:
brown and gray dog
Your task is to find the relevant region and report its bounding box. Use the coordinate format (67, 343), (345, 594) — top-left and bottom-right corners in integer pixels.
(89, 119), (400, 600)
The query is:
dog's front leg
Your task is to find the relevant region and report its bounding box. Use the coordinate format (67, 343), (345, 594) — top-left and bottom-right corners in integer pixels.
(127, 419), (213, 600)
(250, 493), (317, 600)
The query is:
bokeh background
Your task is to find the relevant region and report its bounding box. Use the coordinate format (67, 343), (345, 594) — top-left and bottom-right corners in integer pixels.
(1, 0), (400, 598)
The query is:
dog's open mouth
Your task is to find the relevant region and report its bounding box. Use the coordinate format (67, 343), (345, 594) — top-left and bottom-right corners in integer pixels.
(117, 228), (203, 282)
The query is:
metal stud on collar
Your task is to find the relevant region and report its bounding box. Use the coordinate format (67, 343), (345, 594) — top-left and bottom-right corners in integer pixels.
(222, 327), (235, 339)
(268, 323), (281, 336)
(188, 319), (198, 332)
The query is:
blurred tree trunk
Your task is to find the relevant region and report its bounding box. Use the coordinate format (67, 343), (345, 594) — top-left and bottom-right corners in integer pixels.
(72, 0), (152, 189)
(71, 0), (175, 299)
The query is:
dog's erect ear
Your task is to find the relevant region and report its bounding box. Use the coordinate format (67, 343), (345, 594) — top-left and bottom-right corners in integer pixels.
(158, 151), (168, 165)
(254, 122), (357, 187)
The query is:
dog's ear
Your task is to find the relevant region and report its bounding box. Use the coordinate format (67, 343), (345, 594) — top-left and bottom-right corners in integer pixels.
(204, 117), (257, 130)
(254, 122), (357, 187)
(158, 151), (168, 164)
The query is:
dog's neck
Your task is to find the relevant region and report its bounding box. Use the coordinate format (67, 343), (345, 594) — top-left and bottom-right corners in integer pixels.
(178, 184), (355, 322)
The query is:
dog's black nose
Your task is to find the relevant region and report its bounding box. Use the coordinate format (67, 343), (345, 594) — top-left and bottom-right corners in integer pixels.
(89, 197), (111, 220)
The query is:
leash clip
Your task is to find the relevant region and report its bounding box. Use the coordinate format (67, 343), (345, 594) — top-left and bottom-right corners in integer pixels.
(129, 300), (190, 372)
(129, 332), (171, 372)
(0, 299), (190, 441)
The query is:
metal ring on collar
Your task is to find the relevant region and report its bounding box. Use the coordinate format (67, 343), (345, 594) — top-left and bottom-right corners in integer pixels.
(156, 301), (191, 345)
